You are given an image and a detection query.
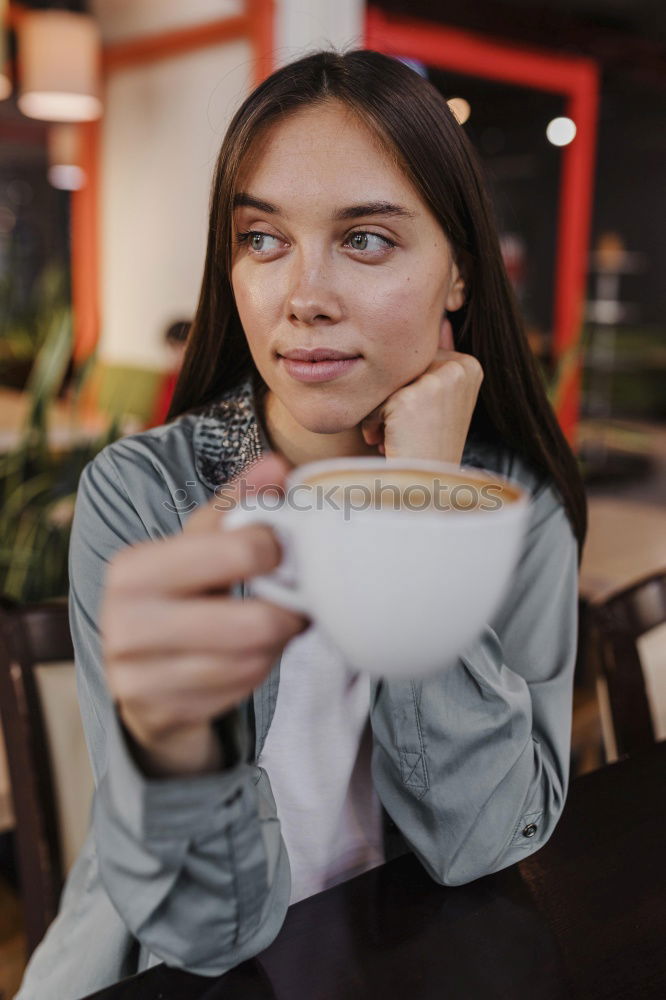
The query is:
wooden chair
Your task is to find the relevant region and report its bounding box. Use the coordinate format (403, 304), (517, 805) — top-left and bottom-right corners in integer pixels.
(570, 596), (605, 776)
(588, 570), (666, 760)
(0, 596), (93, 956)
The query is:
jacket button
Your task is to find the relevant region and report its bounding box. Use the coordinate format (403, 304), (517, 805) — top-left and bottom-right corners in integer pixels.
(522, 823), (538, 838)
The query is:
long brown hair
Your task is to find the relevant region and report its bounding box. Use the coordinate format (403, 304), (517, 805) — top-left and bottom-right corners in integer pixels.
(168, 49), (586, 549)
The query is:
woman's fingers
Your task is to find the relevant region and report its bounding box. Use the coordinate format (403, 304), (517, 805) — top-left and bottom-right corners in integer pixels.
(107, 453), (295, 597)
(360, 405), (385, 448)
(184, 453), (291, 536)
(105, 600), (306, 752)
(107, 524), (283, 598)
(100, 453), (308, 770)
(103, 594), (306, 660)
(108, 649), (275, 709)
(115, 659), (266, 758)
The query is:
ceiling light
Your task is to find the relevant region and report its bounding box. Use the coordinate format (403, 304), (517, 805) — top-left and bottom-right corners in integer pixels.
(18, 9), (102, 122)
(447, 98), (471, 125)
(546, 117), (577, 147)
(48, 164), (86, 191)
(48, 122), (86, 190)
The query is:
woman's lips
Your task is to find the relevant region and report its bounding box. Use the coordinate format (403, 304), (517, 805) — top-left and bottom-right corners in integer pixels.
(278, 356), (361, 383)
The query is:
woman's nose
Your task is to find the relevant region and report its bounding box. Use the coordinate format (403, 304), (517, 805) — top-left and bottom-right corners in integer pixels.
(286, 254), (343, 325)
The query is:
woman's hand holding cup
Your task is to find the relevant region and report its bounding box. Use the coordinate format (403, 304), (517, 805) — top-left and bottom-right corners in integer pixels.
(101, 455), (308, 778)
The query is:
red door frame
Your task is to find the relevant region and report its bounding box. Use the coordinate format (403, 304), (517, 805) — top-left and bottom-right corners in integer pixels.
(366, 7), (599, 439)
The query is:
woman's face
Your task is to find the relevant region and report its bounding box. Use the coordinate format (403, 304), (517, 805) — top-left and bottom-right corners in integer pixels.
(231, 100), (464, 447)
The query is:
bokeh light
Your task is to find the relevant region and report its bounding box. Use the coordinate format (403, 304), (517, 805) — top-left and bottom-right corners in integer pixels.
(546, 116), (577, 146)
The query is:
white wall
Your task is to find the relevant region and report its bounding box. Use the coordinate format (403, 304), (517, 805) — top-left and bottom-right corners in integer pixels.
(95, 0), (365, 369)
(91, 0), (245, 44)
(275, 0), (364, 68)
(100, 41), (251, 367)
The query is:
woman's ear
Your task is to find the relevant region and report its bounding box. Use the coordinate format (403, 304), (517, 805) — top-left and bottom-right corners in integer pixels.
(445, 264), (466, 313)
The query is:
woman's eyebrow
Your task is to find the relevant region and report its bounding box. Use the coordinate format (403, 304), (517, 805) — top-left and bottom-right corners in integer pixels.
(233, 193), (277, 213)
(233, 192), (416, 221)
(333, 201), (416, 221)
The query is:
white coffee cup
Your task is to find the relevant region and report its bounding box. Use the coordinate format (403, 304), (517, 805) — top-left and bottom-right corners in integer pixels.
(223, 456), (529, 678)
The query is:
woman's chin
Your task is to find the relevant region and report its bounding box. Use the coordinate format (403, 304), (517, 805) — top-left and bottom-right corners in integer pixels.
(264, 386), (376, 443)
(281, 396), (363, 435)
(298, 413), (361, 435)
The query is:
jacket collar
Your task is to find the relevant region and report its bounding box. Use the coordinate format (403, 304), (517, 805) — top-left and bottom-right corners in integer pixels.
(192, 376), (491, 493)
(193, 376), (268, 492)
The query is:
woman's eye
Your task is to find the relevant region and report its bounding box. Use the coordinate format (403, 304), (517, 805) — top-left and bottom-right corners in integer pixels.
(235, 229), (395, 256)
(235, 231), (282, 254)
(346, 231), (395, 253)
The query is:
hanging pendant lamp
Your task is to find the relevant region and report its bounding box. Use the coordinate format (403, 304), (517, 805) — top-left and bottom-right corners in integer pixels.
(18, 7), (102, 122)
(48, 121), (86, 189)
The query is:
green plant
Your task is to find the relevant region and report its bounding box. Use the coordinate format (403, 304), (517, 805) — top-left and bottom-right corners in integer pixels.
(543, 323), (595, 416)
(0, 305), (121, 602)
(0, 247), (70, 386)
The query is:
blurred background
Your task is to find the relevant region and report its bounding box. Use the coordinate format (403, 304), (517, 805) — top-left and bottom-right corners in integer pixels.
(0, 1), (664, 992)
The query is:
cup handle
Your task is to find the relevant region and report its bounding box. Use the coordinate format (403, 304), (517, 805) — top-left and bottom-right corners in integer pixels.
(222, 505), (310, 615)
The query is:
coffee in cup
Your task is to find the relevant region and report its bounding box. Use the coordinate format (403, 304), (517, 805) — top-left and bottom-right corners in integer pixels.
(223, 457), (528, 678)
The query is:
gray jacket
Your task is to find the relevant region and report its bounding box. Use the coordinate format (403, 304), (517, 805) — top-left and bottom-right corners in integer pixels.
(18, 378), (579, 1000)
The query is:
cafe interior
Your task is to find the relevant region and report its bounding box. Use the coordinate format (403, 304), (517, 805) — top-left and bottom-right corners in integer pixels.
(0, 0), (664, 997)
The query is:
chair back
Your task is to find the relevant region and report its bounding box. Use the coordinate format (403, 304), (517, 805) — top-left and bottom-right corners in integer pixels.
(589, 570), (666, 759)
(0, 716), (13, 834)
(0, 597), (94, 955)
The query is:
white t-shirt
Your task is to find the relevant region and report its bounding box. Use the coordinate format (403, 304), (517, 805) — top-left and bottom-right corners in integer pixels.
(256, 618), (385, 904)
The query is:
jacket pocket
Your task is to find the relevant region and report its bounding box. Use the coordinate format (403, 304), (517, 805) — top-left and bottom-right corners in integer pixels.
(390, 680), (429, 800)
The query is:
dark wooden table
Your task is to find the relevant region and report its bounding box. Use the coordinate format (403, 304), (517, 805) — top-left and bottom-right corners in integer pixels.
(84, 741), (666, 1000)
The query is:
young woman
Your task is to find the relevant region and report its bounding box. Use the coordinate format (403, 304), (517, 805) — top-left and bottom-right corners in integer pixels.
(18, 50), (586, 999)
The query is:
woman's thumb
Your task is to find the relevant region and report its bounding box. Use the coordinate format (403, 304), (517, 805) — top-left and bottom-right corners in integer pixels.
(186, 453), (290, 534)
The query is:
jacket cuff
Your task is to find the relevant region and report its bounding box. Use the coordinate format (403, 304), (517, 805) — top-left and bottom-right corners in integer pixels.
(102, 706), (253, 843)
